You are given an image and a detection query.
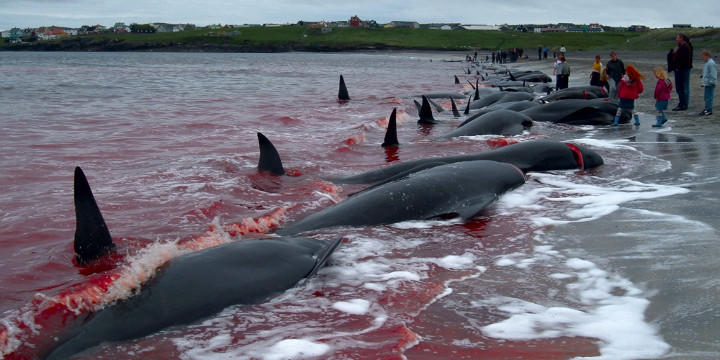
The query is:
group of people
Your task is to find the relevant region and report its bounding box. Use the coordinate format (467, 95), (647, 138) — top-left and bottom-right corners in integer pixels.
(570, 34), (716, 127)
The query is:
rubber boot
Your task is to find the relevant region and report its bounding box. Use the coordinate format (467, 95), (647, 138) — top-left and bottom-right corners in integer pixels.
(612, 115), (620, 126)
(661, 114), (668, 125)
(652, 115), (663, 128)
(633, 114), (640, 126)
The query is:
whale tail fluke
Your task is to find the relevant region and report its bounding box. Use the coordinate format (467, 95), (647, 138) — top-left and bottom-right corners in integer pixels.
(418, 96), (436, 124)
(306, 237), (343, 279)
(257, 132), (286, 175)
(464, 94), (472, 115)
(382, 108), (399, 147)
(338, 75), (350, 101)
(74, 167), (115, 265)
(451, 98), (460, 117)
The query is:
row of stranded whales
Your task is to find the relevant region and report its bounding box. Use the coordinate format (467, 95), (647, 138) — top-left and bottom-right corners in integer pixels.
(48, 66), (614, 358)
(46, 168), (342, 358)
(521, 98), (631, 125)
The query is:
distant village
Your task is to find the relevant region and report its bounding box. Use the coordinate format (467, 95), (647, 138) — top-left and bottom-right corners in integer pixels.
(0, 15), (701, 44)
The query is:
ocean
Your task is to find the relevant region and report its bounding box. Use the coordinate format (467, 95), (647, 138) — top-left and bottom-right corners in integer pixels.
(0, 51), (718, 359)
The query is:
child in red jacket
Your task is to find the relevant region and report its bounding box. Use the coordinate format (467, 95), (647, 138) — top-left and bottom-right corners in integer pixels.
(652, 66), (673, 127)
(612, 64), (645, 126)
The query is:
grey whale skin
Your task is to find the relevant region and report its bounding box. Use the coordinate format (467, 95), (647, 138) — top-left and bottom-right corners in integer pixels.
(47, 237), (341, 359)
(47, 167), (342, 359)
(277, 160), (526, 235)
(331, 140), (603, 186)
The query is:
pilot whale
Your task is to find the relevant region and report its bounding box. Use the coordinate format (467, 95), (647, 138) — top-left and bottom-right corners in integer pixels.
(330, 140), (603, 186)
(277, 160), (526, 235)
(440, 109), (534, 138)
(47, 168), (342, 359)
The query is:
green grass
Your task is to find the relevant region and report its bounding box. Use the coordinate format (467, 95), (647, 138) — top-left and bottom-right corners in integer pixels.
(5, 26), (720, 52)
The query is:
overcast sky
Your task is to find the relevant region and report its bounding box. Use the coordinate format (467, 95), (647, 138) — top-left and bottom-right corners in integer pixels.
(1, 0), (716, 30)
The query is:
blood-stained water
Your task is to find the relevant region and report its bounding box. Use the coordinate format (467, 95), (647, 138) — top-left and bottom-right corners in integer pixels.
(1, 51), (715, 360)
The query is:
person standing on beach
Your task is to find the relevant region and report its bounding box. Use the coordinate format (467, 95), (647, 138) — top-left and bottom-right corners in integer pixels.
(559, 45), (567, 57)
(543, 46), (549, 59)
(667, 33), (693, 111)
(606, 51), (625, 100)
(699, 50), (717, 116)
(613, 64), (645, 126)
(590, 55), (603, 86)
(538, 46), (543, 60)
(556, 56), (570, 90)
(652, 66), (673, 127)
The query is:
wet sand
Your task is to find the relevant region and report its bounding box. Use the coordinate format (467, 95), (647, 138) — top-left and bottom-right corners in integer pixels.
(519, 51), (720, 359)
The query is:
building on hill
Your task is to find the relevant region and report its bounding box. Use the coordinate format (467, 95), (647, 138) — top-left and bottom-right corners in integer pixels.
(349, 15), (362, 28)
(628, 25), (649, 32)
(386, 21), (420, 29)
(673, 24), (692, 28)
(461, 24), (499, 31)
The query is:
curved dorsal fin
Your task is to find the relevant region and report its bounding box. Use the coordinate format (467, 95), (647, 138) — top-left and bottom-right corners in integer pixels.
(338, 75), (350, 101)
(428, 97), (445, 113)
(454, 75), (460, 84)
(73, 167), (114, 265)
(474, 79), (480, 100)
(418, 96), (435, 124)
(451, 98), (460, 117)
(257, 132), (285, 175)
(464, 94), (472, 115)
(382, 108), (399, 147)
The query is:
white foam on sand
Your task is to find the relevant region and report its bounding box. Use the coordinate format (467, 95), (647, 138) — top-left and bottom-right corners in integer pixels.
(479, 252), (670, 359)
(332, 299), (371, 315)
(497, 172), (689, 226)
(262, 339), (330, 360)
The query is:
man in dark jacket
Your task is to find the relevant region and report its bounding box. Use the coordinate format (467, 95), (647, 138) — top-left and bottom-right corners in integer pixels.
(606, 51), (625, 100)
(668, 33), (693, 111)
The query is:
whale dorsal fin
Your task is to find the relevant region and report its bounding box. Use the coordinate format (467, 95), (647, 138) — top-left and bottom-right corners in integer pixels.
(257, 132), (285, 175)
(74, 167), (114, 265)
(418, 96), (435, 124)
(382, 108), (399, 147)
(451, 98), (460, 117)
(338, 75), (350, 101)
(464, 95), (472, 115)
(428, 97), (445, 113)
(474, 79), (480, 100)
(454, 75), (460, 84)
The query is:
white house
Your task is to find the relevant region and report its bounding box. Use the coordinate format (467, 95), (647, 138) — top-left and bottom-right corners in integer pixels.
(461, 24), (499, 31)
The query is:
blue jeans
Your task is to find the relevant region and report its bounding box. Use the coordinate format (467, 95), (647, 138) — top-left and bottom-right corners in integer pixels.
(674, 68), (691, 108)
(705, 85), (715, 112)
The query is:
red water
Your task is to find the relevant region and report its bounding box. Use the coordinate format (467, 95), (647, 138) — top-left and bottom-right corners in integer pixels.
(0, 52), (600, 359)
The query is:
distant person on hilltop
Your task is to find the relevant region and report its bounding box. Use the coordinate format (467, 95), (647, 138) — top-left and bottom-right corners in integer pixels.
(699, 50), (717, 116)
(590, 55), (603, 86)
(667, 33), (693, 111)
(613, 64), (645, 126)
(652, 66), (673, 127)
(606, 51), (625, 100)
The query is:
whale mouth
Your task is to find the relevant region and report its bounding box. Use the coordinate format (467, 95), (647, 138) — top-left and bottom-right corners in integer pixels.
(565, 143), (585, 170)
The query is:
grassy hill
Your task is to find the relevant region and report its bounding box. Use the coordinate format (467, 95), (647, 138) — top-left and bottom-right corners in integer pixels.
(2, 26), (719, 52)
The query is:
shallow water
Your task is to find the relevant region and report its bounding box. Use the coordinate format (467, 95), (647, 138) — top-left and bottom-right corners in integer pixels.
(0, 51), (718, 359)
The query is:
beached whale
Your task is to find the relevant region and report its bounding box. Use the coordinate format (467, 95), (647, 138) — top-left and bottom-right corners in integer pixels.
(470, 92), (535, 109)
(539, 86), (607, 102)
(331, 140), (603, 186)
(521, 98), (630, 125)
(277, 160), (525, 235)
(48, 167), (342, 359)
(459, 100), (540, 127)
(441, 109), (533, 138)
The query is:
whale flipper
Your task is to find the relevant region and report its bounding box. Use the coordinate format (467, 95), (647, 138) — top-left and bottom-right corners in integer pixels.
(74, 167), (114, 265)
(382, 108), (399, 147)
(454, 193), (498, 220)
(257, 132), (285, 175)
(451, 98), (460, 117)
(418, 96), (436, 124)
(338, 75), (350, 101)
(306, 237), (343, 278)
